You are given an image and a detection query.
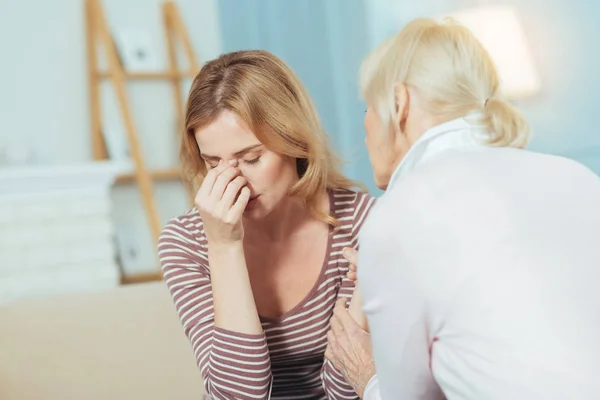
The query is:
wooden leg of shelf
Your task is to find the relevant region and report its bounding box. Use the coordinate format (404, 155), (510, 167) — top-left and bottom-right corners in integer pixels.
(163, 3), (185, 132)
(164, 2), (198, 208)
(92, 0), (163, 243)
(86, 0), (107, 161)
(165, 1), (201, 72)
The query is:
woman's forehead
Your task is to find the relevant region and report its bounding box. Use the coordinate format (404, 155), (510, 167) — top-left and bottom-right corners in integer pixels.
(194, 111), (263, 156)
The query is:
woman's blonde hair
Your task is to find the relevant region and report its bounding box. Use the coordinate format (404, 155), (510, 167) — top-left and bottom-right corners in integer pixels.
(182, 50), (359, 226)
(360, 18), (530, 148)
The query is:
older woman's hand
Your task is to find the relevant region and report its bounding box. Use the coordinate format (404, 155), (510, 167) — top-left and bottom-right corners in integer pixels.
(344, 247), (358, 281)
(325, 298), (376, 398)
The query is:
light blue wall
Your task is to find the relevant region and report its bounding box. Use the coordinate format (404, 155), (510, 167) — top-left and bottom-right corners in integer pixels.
(217, 0), (600, 196)
(217, 0), (379, 193)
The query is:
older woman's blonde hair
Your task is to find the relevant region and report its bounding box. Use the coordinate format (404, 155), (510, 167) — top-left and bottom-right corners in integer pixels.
(182, 50), (358, 226)
(360, 18), (530, 148)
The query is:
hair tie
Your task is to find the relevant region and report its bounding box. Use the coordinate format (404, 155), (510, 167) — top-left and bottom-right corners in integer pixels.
(484, 98), (490, 107)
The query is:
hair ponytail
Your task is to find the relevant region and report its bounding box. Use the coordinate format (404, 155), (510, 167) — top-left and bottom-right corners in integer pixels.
(482, 97), (530, 149)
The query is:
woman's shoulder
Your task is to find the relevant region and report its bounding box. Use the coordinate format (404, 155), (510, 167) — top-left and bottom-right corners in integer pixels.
(158, 207), (207, 251)
(330, 187), (377, 230)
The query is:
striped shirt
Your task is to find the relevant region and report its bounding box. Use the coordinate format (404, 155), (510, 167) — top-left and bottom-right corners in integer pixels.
(158, 188), (376, 399)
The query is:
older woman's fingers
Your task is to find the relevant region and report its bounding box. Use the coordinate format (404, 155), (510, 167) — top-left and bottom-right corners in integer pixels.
(335, 297), (347, 310)
(334, 301), (365, 338)
(342, 247), (358, 265)
(325, 333), (344, 371)
(327, 330), (336, 344)
(325, 342), (345, 372)
(325, 332), (336, 357)
(330, 309), (346, 338)
(325, 344), (333, 360)
(346, 271), (357, 281)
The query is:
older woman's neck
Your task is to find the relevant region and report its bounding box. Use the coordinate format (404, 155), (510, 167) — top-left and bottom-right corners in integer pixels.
(405, 111), (450, 147)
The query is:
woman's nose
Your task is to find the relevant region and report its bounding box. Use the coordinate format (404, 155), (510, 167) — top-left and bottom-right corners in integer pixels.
(228, 159), (249, 178)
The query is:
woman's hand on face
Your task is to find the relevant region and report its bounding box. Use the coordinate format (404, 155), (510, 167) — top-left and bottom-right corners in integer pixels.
(343, 247), (358, 281)
(325, 298), (376, 398)
(195, 160), (251, 245)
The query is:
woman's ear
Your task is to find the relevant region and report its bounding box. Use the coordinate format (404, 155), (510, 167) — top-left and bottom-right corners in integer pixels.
(393, 82), (409, 133)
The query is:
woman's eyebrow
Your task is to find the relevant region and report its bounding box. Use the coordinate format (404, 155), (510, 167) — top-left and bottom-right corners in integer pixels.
(201, 144), (264, 160)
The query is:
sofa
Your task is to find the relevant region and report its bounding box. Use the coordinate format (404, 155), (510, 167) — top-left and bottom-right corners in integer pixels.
(0, 282), (205, 399)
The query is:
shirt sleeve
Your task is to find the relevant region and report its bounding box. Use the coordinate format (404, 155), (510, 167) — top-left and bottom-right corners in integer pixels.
(158, 217), (273, 400)
(363, 374), (382, 400)
(357, 179), (446, 400)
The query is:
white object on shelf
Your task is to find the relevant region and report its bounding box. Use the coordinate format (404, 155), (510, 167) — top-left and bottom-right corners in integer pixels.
(0, 161), (122, 304)
(113, 29), (161, 72)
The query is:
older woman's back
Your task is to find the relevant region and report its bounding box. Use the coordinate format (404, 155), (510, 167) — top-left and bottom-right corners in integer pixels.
(359, 129), (600, 399)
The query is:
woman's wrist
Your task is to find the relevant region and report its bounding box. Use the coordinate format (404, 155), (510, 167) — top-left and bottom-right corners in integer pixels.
(208, 240), (245, 259)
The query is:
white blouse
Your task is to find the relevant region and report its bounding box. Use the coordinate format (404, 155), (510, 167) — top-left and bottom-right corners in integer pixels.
(359, 115), (600, 399)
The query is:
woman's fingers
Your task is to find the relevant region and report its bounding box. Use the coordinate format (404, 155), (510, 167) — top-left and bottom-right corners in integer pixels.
(210, 166), (240, 199)
(228, 186), (251, 222)
(346, 271), (357, 281)
(221, 175), (248, 209)
(197, 160), (227, 198)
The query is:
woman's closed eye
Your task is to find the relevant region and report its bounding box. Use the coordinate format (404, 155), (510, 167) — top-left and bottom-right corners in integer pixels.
(243, 156), (261, 166)
(207, 156), (260, 169)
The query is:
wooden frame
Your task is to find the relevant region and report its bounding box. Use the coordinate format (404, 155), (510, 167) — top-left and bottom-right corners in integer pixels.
(85, 0), (199, 284)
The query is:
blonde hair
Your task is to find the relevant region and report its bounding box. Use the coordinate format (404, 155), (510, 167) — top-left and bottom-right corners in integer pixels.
(182, 50), (359, 226)
(360, 18), (530, 148)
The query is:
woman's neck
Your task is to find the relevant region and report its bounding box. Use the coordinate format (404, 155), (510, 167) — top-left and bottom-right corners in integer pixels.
(244, 191), (329, 242)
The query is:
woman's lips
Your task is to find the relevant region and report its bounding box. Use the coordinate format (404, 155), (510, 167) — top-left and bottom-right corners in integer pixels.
(246, 195), (260, 209)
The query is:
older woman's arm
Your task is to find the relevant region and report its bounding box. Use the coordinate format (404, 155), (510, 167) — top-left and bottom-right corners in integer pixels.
(357, 178), (447, 400)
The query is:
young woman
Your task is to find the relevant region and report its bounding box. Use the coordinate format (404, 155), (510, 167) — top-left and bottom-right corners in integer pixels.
(157, 50), (375, 399)
(326, 17), (600, 399)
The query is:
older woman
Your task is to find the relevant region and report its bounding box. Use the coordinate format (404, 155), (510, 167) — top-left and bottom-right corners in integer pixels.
(326, 18), (600, 399)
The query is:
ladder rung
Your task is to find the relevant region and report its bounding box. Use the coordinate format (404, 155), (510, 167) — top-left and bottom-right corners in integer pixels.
(97, 71), (196, 80)
(116, 167), (182, 183)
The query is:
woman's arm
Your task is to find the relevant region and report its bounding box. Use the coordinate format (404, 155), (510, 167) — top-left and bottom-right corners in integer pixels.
(209, 241), (263, 334)
(159, 219), (272, 400)
(196, 161), (263, 335)
(159, 162), (273, 399)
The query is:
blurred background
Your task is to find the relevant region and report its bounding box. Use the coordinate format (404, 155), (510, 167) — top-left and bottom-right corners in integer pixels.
(0, 0), (598, 398)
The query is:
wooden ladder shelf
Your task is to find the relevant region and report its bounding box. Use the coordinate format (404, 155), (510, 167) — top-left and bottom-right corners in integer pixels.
(85, 0), (199, 284)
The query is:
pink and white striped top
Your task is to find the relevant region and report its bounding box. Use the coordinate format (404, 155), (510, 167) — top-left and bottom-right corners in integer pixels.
(158, 188), (375, 399)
